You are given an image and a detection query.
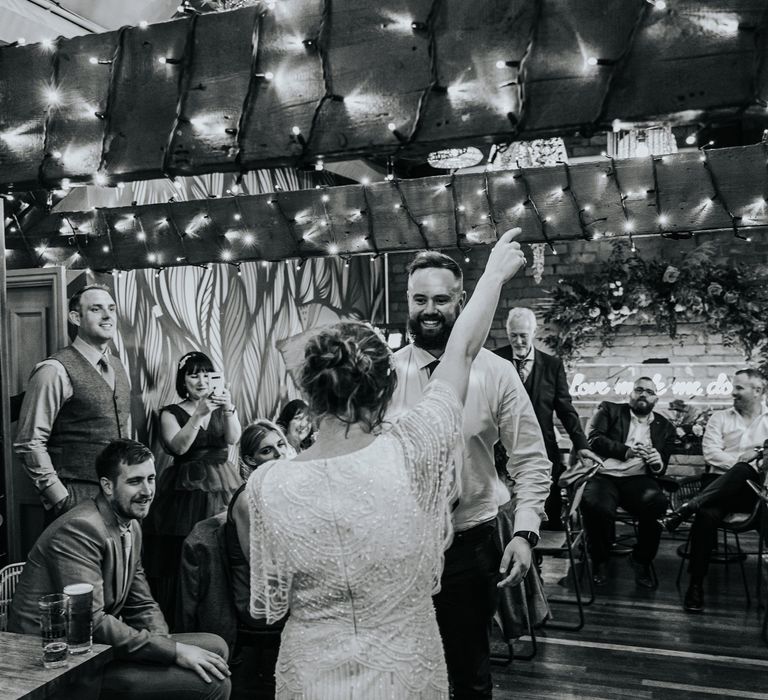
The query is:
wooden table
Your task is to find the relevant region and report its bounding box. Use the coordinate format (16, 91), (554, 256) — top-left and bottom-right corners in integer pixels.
(0, 632), (112, 699)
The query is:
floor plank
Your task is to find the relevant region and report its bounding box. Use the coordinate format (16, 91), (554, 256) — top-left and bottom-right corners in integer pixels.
(490, 527), (768, 699)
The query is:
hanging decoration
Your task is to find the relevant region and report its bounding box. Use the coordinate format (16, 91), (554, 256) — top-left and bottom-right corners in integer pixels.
(611, 125), (678, 159)
(427, 147), (485, 170)
(489, 138), (568, 169)
(530, 243), (546, 283)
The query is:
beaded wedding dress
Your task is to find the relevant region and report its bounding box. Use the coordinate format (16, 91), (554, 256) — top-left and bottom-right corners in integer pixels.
(246, 381), (461, 699)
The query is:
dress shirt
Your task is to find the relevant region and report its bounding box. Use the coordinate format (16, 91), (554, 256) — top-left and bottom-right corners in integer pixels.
(14, 336), (131, 508)
(512, 346), (534, 384)
(600, 411), (654, 477)
(702, 407), (768, 474)
(389, 344), (550, 533)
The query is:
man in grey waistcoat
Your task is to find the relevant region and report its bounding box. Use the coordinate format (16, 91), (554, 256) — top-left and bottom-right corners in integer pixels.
(15, 284), (132, 520)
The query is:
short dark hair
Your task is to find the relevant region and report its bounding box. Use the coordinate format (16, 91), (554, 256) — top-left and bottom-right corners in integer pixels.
(276, 399), (308, 430)
(634, 376), (656, 386)
(68, 284), (113, 314)
(95, 439), (154, 482)
(175, 351), (215, 398)
(735, 368), (767, 389)
(407, 251), (463, 287)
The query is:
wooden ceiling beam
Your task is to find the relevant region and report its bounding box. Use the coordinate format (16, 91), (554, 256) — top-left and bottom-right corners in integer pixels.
(5, 144), (767, 271)
(1, 0), (768, 190)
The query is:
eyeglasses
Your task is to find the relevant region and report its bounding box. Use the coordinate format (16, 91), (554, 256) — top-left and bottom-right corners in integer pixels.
(632, 387), (657, 396)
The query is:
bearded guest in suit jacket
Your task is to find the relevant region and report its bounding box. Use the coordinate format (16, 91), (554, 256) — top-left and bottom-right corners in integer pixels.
(583, 377), (676, 589)
(494, 307), (603, 529)
(9, 439), (231, 700)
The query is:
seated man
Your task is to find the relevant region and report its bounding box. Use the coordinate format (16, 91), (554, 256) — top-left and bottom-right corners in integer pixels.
(663, 368), (768, 613)
(583, 377), (675, 588)
(9, 439), (231, 700)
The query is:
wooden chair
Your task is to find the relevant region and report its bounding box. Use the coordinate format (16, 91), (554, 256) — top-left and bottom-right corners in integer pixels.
(0, 562), (25, 632)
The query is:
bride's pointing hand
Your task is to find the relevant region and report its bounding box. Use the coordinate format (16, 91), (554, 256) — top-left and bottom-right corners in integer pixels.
(484, 227), (526, 284)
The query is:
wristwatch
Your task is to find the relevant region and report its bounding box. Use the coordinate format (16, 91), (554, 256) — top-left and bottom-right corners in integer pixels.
(512, 530), (540, 548)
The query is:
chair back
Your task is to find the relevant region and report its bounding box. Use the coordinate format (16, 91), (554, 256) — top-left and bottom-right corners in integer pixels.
(0, 562), (25, 632)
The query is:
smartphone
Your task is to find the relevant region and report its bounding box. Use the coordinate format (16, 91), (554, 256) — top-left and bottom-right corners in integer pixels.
(207, 372), (225, 396)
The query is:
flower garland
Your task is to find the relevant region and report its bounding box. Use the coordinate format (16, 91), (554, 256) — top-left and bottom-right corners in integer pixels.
(543, 241), (768, 368)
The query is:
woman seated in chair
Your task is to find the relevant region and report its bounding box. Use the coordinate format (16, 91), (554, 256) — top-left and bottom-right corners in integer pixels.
(226, 420), (290, 627)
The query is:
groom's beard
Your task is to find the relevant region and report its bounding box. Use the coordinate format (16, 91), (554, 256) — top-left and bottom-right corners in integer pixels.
(408, 312), (455, 351)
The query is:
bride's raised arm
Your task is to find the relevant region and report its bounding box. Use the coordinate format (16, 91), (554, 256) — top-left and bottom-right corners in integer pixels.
(431, 228), (526, 403)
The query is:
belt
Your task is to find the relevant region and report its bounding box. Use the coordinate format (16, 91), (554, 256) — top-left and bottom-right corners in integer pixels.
(452, 520), (496, 544)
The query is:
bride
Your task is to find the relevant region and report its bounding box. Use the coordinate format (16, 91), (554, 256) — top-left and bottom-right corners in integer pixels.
(241, 229), (526, 698)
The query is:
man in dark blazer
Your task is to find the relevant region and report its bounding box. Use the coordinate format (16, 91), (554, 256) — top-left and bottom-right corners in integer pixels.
(494, 307), (602, 529)
(584, 377), (676, 588)
(9, 439), (231, 700)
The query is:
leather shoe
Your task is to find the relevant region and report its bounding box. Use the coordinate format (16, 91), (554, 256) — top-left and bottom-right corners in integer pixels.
(659, 503), (695, 533)
(592, 562), (608, 586)
(629, 555), (655, 589)
(684, 582), (704, 613)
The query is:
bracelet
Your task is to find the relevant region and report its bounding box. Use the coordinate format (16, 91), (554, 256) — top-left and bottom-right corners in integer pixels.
(223, 408), (236, 416)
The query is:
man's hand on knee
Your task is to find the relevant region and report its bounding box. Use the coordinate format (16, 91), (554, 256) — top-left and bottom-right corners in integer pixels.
(175, 642), (231, 683)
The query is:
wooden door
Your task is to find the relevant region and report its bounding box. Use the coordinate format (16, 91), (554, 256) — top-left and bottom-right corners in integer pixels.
(2, 268), (69, 562)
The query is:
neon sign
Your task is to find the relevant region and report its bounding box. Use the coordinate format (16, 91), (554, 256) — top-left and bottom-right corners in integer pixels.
(568, 368), (734, 400)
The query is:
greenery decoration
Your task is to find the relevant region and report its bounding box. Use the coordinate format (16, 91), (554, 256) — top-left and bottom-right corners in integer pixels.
(543, 241), (768, 370)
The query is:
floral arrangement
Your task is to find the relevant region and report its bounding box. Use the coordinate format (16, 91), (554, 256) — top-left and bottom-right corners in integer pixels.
(665, 399), (712, 454)
(543, 241), (768, 367)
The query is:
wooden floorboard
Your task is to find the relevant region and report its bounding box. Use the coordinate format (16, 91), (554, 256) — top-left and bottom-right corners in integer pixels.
(491, 528), (768, 699)
(231, 527), (768, 699)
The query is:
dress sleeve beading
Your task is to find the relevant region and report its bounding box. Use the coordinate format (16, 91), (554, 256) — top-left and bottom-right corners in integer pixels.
(390, 379), (463, 594)
(246, 464), (292, 624)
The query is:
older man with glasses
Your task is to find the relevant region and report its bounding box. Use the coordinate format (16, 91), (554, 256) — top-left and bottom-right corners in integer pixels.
(581, 377), (677, 588)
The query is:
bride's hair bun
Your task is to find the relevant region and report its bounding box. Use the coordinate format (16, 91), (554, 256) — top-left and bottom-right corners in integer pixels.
(301, 321), (397, 430)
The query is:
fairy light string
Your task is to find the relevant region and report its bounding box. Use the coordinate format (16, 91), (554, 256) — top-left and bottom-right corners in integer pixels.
(360, 185), (380, 256)
(701, 148), (746, 240)
(592, 2), (650, 128)
(38, 37), (62, 188)
(235, 9), (267, 170)
(391, 177), (430, 249)
(514, 167), (555, 252)
(96, 26), (129, 177)
(446, 172), (469, 253)
(608, 157), (637, 251)
(482, 170), (499, 238)
(560, 161), (597, 241)
(513, 0), (542, 132)
(402, 0), (444, 147)
(302, 0), (341, 162)
(162, 12), (201, 179)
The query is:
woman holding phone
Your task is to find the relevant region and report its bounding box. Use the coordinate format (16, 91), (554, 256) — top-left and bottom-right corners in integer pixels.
(144, 350), (242, 622)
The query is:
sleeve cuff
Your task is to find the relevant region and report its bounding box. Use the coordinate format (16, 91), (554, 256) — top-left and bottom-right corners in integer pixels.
(511, 508), (542, 535)
(40, 481), (69, 510)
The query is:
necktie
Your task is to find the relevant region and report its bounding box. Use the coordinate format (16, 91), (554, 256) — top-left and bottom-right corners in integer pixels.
(120, 529), (132, 596)
(98, 356), (115, 390)
(426, 359), (440, 378)
(513, 358), (526, 382)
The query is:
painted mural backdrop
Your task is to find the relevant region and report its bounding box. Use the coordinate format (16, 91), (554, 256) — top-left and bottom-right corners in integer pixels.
(89, 168), (383, 470)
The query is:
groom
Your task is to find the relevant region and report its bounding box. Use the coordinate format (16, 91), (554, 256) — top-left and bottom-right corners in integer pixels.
(389, 249), (550, 698)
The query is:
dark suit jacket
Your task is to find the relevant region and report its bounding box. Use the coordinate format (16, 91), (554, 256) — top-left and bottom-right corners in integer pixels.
(9, 494), (176, 664)
(587, 401), (676, 476)
(494, 346), (588, 468)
